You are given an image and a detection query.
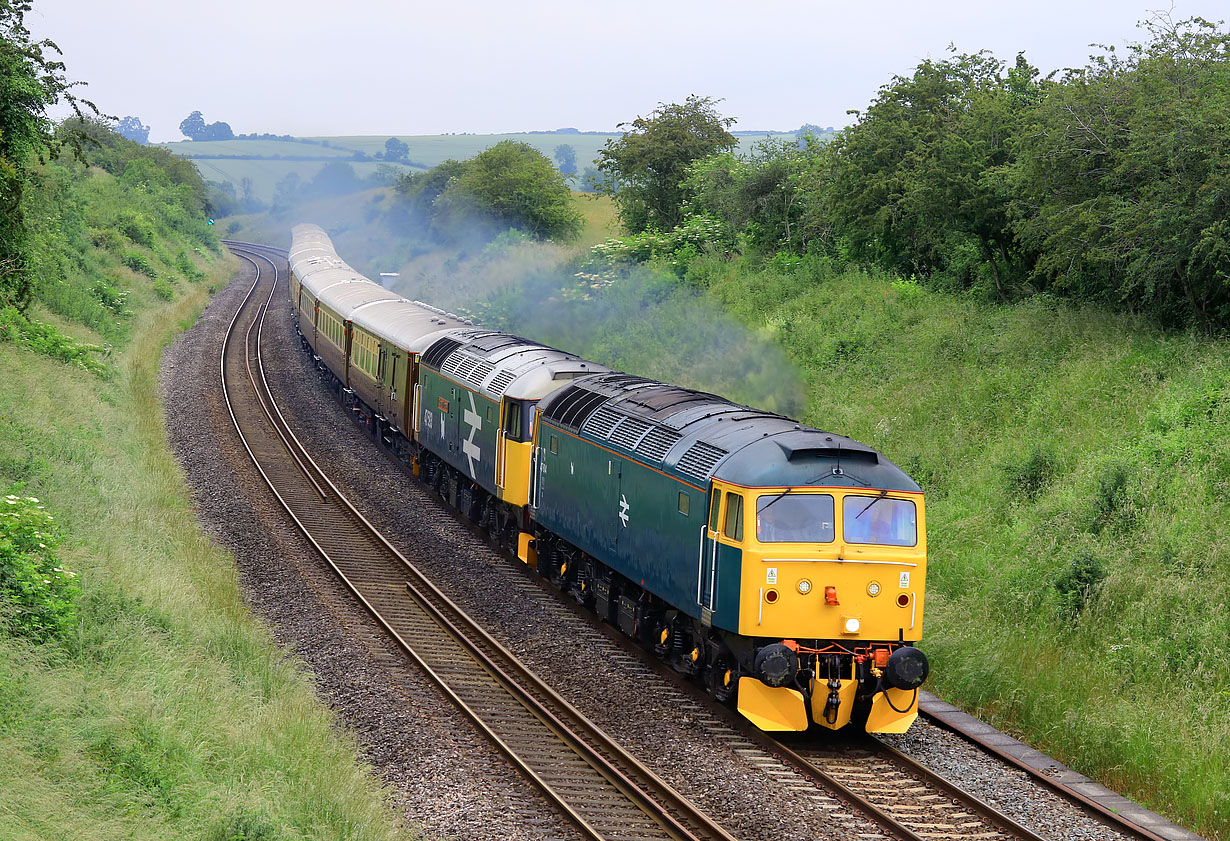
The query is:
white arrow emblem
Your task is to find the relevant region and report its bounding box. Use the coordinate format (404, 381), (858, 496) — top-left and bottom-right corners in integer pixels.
(461, 392), (482, 478)
(618, 494), (630, 527)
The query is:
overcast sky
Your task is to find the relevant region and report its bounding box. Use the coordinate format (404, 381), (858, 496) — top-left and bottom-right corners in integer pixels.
(28, 0), (1220, 143)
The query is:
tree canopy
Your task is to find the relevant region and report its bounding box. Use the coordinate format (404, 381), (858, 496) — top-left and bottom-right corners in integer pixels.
(179, 110), (234, 141)
(0, 0), (98, 309)
(596, 95), (737, 233)
(395, 141), (582, 243)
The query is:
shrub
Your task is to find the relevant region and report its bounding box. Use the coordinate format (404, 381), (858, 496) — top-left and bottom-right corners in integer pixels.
(0, 306), (110, 375)
(1054, 550), (1107, 620)
(1002, 446), (1058, 501)
(91, 276), (130, 314)
(0, 492), (79, 642)
(121, 253), (157, 278)
(151, 279), (175, 301)
(88, 228), (125, 253)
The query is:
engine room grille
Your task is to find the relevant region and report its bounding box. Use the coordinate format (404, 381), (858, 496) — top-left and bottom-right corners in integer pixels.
(676, 441), (728, 481)
(636, 426), (682, 462)
(488, 369), (517, 395)
(607, 416), (652, 451)
(582, 406), (624, 439)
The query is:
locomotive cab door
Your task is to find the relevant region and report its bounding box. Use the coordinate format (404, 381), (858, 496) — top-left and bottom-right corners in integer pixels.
(698, 488), (722, 622)
(699, 486), (744, 627)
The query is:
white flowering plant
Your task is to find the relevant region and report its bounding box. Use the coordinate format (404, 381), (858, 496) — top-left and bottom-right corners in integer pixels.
(0, 492), (79, 641)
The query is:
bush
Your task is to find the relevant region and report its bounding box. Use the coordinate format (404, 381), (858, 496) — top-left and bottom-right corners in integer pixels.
(121, 252), (157, 278)
(0, 305), (110, 375)
(0, 492), (79, 642)
(1054, 550), (1107, 620)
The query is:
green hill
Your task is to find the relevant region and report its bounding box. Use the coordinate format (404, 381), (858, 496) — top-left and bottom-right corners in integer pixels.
(160, 131), (809, 203)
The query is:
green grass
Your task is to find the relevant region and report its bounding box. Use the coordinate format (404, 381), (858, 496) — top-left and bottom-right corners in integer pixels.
(0, 271), (411, 841)
(691, 256), (1229, 839)
(1, 147), (412, 840)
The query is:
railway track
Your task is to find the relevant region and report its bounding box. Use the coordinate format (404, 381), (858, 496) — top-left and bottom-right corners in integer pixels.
(216, 241), (1141, 841)
(221, 243), (738, 841)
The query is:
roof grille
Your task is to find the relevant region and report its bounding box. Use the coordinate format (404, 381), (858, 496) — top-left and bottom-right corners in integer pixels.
(468, 360), (494, 387)
(543, 385), (607, 429)
(636, 426), (681, 462)
(608, 416), (652, 450)
(583, 406), (624, 439)
(454, 354), (481, 381)
(423, 337), (462, 368)
(676, 441), (728, 481)
(440, 353), (467, 378)
(488, 369), (517, 395)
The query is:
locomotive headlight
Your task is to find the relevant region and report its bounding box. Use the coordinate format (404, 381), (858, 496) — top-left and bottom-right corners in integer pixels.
(843, 617), (861, 634)
(867, 581), (881, 597)
(797, 579), (812, 595)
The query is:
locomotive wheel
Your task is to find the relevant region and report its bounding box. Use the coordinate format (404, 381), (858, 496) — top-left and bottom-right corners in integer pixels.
(706, 657), (739, 704)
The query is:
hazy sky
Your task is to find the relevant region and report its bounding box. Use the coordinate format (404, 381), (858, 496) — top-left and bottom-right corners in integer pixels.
(28, 0), (1220, 143)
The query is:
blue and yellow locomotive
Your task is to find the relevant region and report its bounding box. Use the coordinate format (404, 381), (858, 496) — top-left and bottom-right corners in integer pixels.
(287, 224), (929, 733)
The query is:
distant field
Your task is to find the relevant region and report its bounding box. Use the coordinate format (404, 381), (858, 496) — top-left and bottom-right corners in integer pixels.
(184, 157), (414, 204)
(155, 138), (355, 158)
(162, 132), (806, 203)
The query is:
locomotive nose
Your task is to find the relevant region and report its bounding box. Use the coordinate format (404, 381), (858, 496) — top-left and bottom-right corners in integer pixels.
(884, 645), (929, 690)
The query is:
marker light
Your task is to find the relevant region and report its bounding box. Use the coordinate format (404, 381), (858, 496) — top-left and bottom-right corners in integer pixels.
(897, 593), (911, 607)
(824, 586), (839, 606)
(843, 617), (861, 634)
(765, 589), (779, 603)
(867, 581), (881, 597)
(797, 579), (812, 595)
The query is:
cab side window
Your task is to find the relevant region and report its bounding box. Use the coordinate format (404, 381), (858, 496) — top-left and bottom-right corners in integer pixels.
(503, 400), (522, 441)
(708, 490), (723, 532)
(723, 493), (744, 541)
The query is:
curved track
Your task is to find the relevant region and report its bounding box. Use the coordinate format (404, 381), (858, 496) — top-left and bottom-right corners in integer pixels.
(220, 243), (737, 841)
(216, 241), (1149, 841)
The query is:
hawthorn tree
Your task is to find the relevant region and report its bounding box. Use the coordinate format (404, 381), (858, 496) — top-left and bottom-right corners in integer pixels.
(0, 0), (99, 309)
(596, 95), (737, 233)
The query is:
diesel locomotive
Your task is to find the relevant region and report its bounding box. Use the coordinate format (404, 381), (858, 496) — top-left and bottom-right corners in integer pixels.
(286, 223), (930, 733)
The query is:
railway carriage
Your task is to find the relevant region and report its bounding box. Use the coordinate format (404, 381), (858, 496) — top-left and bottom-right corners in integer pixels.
(285, 223), (930, 733)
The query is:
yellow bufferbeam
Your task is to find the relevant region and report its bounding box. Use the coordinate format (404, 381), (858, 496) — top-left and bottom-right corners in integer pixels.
(811, 678), (858, 730)
(736, 677), (809, 731)
(865, 687), (918, 733)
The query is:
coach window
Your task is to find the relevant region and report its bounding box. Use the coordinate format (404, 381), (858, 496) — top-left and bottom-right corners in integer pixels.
(723, 493), (744, 541)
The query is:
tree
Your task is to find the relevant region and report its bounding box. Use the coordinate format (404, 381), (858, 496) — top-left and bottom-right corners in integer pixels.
(115, 115), (149, 144)
(825, 50), (1040, 295)
(553, 143), (577, 176)
(179, 110), (234, 141)
(0, 0), (100, 309)
(596, 95), (737, 233)
(1007, 15), (1230, 327)
(179, 110), (206, 140)
(382, 137), (409, 162)
(434, 141), (582, 241)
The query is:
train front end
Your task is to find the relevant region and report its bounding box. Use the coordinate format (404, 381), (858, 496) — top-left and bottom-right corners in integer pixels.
(710, 434), (929, 733)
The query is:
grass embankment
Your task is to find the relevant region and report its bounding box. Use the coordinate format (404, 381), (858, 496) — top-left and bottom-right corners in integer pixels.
(1, 157), (410, 838)
(696, 257), (1228, 838)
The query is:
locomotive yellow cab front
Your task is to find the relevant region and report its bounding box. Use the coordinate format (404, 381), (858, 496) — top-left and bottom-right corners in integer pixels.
(718, 480), (929, 733)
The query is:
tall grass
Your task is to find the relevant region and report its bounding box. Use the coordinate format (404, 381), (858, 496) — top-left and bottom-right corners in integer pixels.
(1, 153), (412, 841)
(0, 276), (410, 840)
(694, 255), (1228, 838)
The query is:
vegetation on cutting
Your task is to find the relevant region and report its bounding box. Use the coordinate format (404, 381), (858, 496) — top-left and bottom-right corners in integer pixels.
(0, 4), (413, 838)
